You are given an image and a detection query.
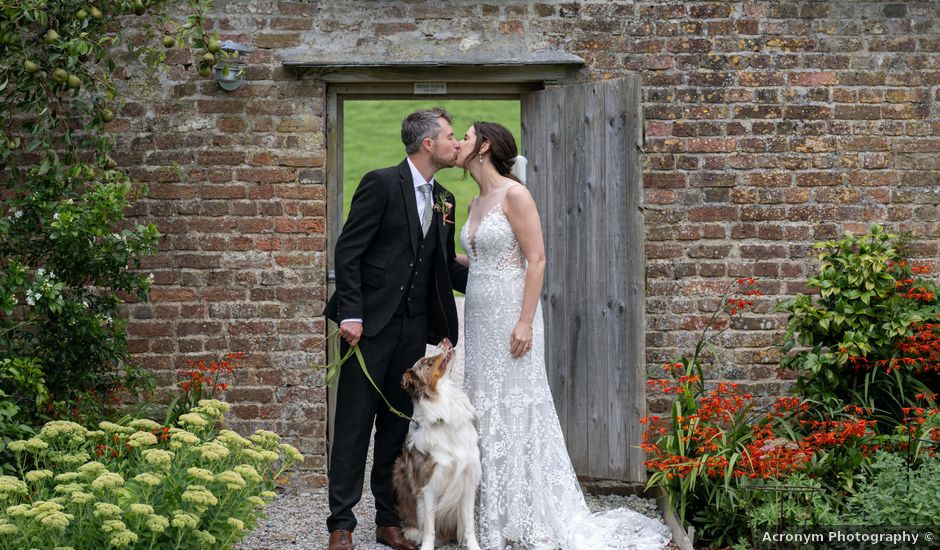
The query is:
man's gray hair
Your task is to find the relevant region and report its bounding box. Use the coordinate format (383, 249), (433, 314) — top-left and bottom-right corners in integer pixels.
(401, 108), (452, 155)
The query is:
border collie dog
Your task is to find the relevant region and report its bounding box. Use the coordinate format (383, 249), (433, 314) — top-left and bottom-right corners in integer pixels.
(393, 338), (482, 550)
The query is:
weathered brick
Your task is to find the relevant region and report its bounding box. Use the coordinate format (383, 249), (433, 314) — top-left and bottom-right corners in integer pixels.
(105, 0), (940, 492)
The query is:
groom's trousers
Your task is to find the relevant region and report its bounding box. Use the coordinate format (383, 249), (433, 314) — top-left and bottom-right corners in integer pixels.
(326, 310), (427, 532)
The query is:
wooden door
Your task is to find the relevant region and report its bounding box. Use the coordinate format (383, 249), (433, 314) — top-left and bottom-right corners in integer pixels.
(521, 76), (646, 481)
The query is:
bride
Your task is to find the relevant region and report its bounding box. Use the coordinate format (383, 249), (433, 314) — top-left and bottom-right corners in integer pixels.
(454, 121), (671, 550)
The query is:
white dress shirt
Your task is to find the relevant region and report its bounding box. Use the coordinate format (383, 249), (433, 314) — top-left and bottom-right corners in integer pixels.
(407, 156), (435, 219)
(341, 158), (434, 326)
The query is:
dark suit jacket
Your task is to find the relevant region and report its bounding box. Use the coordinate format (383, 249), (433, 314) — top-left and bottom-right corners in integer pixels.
(324, 159), (468, 344)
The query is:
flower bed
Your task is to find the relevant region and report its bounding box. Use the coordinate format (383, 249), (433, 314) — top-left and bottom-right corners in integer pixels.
(0, 399), (301, 549)
(643, 226), (940, 549)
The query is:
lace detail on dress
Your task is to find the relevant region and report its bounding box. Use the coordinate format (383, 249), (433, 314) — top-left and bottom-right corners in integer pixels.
(460, 204), (671, 550)
(462, 203), (526, 275)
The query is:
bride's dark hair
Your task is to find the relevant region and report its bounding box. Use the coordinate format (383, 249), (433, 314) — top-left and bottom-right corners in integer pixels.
(463, 121), (522, 184)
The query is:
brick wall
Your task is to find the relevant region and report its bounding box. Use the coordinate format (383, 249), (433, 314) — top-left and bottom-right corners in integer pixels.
(119, 0), (940, 488)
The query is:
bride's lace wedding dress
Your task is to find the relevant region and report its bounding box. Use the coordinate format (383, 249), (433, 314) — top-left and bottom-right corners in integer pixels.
(460, 201), (671, 550)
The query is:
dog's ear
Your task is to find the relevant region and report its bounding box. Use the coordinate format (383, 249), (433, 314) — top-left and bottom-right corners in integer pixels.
(401, 370), (423, 398)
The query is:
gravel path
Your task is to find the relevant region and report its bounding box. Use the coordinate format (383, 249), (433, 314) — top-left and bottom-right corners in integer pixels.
(238, 438), (669, 550)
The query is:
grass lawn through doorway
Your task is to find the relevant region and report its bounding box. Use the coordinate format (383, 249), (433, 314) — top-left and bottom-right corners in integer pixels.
(343, 99), (522, 257)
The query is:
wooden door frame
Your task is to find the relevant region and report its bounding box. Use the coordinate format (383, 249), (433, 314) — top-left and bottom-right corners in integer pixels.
(322, 76), (646, 483)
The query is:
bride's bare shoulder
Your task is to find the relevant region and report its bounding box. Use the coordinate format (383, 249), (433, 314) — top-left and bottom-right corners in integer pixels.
(503, 183), (534, 206)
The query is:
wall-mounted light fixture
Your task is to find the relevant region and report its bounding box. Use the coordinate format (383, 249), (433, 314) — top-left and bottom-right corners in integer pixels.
(213, 40), (253, 91)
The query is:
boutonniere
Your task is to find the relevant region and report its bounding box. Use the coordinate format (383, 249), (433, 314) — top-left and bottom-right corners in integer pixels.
(433, 194), (454, 225)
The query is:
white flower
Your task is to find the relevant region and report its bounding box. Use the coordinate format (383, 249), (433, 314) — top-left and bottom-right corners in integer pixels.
(170, 510), (199, 530)
(234, 464), (261, 484)
(94, 502), (123, 518)
(99, 421), (134, 435)
(77, 461), (108, 480)
(216, 430), (250, 448)
(194, 530), (216, 545)
(278, 443), (304, 463)
(0, 476), (28, 497)
(25, 470), (54, 483)
(90, 472), (125, 492)
(170, 430), (200, 450)
(40, 420), (87, 441)
(145, 514), (169, 533)
(36, 268), (45, 277)
(25, 437), (48, 451)
(196, 399), (230, 414)
(249, 429), (280, 448)
(178, 413), (209, 427)
(133, 473), (162, 487)
(52, 213), (59, 220)
(141, 449), (174, 469)
(226, 517), (245, 531)
(12, 209), (22, 218)
(53, 483), (86, 495)
(101, 519), (127, 533)
(215, 470), (246, 490)
(186, 468), (214, 483)
(110, 529), (139, 547)
(54, 472), (81, 483)
(181, 485), (218, 507)
(129, 503), (154, 515)
(127, 431), (158, 448)
(195, 441), (229, 461)
(125, 419), (159, 432)
(69, 491), (94, 505)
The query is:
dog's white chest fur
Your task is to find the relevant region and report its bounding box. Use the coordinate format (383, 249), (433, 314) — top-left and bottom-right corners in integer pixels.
(408, 379), (479, 464)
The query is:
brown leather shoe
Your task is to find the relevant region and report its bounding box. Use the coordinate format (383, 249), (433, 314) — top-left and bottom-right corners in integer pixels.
(328, 529), (354, 550)
(375, 526), (418, 550)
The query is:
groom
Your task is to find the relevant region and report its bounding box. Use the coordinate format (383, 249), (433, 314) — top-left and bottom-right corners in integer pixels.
(324, 108), (468, 550)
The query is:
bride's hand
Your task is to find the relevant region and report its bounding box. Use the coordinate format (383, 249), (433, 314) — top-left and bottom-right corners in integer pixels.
(455, 254), (468, 267)
(510, 321), (533, 359)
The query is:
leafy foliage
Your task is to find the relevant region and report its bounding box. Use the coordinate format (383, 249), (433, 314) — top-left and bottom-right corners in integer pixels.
(841, 450), (940, 525)
(0, 401), (302, 548)
(0, 0), (214, 421)
(777, 224), (940, 423)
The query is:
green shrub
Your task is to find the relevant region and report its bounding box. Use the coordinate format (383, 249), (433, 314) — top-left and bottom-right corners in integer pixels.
(840, 450), (940, 526)
(0, 0), (214, 419)
(0, 399), (301, 549)
(778, 224), (940, 424)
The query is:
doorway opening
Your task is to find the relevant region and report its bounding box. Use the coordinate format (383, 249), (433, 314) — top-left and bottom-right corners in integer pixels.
(323, 76), (646, 483)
